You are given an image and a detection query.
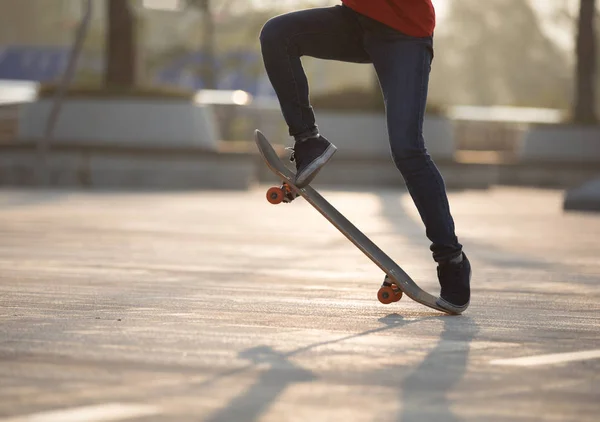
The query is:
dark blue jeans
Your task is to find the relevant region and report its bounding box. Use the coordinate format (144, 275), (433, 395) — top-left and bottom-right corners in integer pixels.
(259, 5), (462, 262)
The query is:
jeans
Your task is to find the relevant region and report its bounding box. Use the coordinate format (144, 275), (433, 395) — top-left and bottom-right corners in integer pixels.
(259, 5), (462, 262)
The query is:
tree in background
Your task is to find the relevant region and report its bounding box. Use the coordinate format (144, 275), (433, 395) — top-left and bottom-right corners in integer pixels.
(105, 0), (137, 87)
(187, 0), (218, 89)
(430, 0), (571, 109)
(574, 0), (597, 123)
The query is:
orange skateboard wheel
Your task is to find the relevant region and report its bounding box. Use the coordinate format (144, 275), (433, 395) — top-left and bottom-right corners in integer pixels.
(266, 186), (284, 204)
(378, 285), (402, 304)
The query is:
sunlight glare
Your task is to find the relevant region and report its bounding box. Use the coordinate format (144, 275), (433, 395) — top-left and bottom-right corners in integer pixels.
(143, 0), (182, 11)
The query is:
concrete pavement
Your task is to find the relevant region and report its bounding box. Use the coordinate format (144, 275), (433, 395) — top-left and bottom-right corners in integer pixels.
(0, 186), (599, 421)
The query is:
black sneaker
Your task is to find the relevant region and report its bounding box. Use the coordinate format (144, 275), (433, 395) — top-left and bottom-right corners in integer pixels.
(436, 253), (471, 314)
(289, 135), (337, 187)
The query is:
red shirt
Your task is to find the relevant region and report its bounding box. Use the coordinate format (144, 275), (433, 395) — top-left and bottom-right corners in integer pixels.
(342, 0), (436, 37)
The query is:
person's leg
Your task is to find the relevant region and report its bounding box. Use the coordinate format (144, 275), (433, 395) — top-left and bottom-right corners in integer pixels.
(360, 18), (470, 312)
(260, 5), (369, 140)
(259, 5), (370, 186)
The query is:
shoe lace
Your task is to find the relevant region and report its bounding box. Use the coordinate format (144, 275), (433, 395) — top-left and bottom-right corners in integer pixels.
(285, 146), (295, 162)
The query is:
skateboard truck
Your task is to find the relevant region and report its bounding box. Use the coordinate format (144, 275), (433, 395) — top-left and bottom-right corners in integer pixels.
(377, 275), (403, 304)
(266, 182), (299, 204)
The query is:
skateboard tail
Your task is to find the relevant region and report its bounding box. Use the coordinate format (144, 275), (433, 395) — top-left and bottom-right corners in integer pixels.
(297, 187), (453, 314)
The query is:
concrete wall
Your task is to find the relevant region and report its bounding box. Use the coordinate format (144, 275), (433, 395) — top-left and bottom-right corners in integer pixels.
(314, 111), (455, 160)
(18, 99), (220, 149)
(258, 154), (497, 190)
(497, 163), (599, 188)
(6, 104), (600, 191)
(518, 125), (600, 163)
(0, 144), (255, 190)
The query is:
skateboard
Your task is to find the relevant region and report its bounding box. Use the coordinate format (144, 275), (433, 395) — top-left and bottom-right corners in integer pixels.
(254, 130), (456, 315)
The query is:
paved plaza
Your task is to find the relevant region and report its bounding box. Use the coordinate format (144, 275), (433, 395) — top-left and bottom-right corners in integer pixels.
(0, 186), (599, 421)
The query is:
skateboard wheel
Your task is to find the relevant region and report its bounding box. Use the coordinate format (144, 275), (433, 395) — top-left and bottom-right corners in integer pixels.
(377, 285), (402, 304)
(266, 187), (284, 204)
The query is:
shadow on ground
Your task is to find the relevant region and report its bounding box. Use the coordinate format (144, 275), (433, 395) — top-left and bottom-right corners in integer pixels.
(204, 313), (477, 422)
(396, 316), (479, 422)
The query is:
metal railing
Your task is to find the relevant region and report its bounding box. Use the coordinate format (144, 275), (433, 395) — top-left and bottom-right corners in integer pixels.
(36, 0), (93, 185)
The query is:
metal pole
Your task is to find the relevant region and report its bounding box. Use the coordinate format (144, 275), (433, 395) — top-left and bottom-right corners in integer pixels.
(37, 0), (93, 186)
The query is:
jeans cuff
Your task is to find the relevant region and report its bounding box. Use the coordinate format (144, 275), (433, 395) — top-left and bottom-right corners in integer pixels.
(292, 126), (319, 142)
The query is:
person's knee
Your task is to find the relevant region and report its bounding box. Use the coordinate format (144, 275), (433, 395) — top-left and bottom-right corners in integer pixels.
(260, 15), (291, 46)
(391, 146), (429, 174)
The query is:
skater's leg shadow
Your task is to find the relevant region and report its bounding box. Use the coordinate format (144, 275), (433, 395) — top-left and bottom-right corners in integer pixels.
(396, 316), (479, 422)
(203, 313), (426, 422)
(203, 345), (315, 422)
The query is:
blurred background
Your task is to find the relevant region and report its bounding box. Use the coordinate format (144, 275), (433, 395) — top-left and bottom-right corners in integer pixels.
(0, 0), (598, 209)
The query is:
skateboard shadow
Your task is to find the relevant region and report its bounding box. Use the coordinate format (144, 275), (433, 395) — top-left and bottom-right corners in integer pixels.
(202, 313), (431, 422)
(395, 316), (479, 422)
(285, 312), (436, 358)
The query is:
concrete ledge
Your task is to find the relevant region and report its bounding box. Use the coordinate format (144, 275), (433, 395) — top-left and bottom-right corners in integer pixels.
(4, 139), (595, 191)
(18, 99), (220, 149)
(314, 111), (455, 160)
(497, 162), (600, 188)
(564, 178), (600, 212)
(258, 148), (597, 190)
(518, 124), (600, 163)
(0, 141), (257, 190)
(258, 154), (496, 190)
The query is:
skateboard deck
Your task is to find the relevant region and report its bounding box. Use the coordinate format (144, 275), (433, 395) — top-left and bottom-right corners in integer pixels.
(254, 130), (456, 315)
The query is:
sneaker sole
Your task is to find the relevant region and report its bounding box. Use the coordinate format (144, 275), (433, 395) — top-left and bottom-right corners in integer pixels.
(436, 297), (470, 315)
(295, 144), (337, 187)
